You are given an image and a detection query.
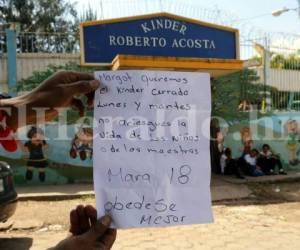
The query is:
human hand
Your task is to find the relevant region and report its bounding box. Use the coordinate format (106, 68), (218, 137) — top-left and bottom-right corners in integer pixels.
(51, 205), (116, 250)
(0, 71), (100, 131)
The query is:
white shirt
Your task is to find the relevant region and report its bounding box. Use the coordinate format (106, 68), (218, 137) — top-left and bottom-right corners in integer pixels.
(220, 154), (227, 174)
(244, 154), (256, 166)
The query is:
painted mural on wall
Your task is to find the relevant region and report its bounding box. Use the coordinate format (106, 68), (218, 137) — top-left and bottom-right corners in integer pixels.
(70, 126), (93, 161)
(0, 122), (94, 185)
(1, 63), (300, 186)
(0, 63), (96, 185)
(212, 69), (300, 175)
(219, 115), (300, 171)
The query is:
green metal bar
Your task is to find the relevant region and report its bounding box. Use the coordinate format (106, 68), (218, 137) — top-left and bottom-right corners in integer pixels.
(288, 92), (295, 110)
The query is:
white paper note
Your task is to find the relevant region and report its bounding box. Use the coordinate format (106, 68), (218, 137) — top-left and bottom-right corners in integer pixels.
(93, 70), (213, 228)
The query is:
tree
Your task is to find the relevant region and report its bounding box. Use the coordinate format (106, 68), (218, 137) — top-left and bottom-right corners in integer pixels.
(79, 5), (98, 23)
(0, 0), (34, 30)
(71, 4), (98, 35)
(0, 0), (78, 52)
(211, 69), (277, 123)
(0, 0), (77, 32)
(270, 53), (300, 70)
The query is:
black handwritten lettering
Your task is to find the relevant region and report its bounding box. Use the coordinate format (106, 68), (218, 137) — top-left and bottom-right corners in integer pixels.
(154, 199), (168, 212)
(129, 130), (142, 140)
(104, 196), (124, 213)
(104, 195), (178, 214)
(169, 165), (192, 185)
(146, 145), (199, 155)
(134, 101), (141, 111)
(97, 101), (127, 109)
(154, 216), (162, 225)
(141, 74), (189, 85)
(149, 102), (191, 111)
(178, 165), (192, 184)
(134, 196), (145, 209)
(94, 70), (209, 227)
(99, 86), (108, 94)
(97, 72), (132, 85)
(110, 144), (120, 153)
(149, 135), (168, 142)
(107, 168), (151, 184)
(139, 214), (186, 225)
(123, 144), (141, 153)
(151, 87), (189, 96)
(99, 131), (122, 139)
(116, 85), (144, 94)
(126, 202), (133, 209)
(118, 119), (171, 132)
(140, 215), (151, 225)
(171, 135), (200, 142)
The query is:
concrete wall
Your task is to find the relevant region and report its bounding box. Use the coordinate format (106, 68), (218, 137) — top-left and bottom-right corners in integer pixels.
(0, 53), (80, 92)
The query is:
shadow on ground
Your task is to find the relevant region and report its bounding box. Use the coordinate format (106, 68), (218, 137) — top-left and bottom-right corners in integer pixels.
(0, 237), (33, 250)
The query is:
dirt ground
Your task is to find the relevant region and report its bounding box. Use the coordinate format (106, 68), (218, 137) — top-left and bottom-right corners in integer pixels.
(1, 182), (300, 250)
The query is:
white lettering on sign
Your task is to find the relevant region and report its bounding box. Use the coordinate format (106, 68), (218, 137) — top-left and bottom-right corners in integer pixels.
(109, 35), (167, 48)
(107, 18), (216, 50)
(141, 18), (187, 35)
(108, 35), (216, 50)
(172, 39), (216, 49)
(93, 70), (213, 229)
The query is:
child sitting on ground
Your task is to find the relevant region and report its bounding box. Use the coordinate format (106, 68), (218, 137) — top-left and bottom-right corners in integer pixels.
(258, 144), (287, 175)
(220, 148), (244, 179)
(243, 149), (264, 177)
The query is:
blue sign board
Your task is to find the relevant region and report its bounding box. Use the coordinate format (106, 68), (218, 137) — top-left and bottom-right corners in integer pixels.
(80, 13), (239, 65)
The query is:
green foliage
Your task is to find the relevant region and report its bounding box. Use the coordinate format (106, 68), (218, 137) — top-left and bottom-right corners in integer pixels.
(0, 0), (77, 32)
(16, 62), (99, 92)
(271, 53), (300, 70)
(16, 62), (101, 124)
(0, 0), (79, 52)
(212, 69), (276, 122)
(0, 0), (100, 52)
(79, 5), (98, 22)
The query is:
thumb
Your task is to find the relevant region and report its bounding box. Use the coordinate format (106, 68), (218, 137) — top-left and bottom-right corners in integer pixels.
(66, 80), (100, 96)
(84, 215), (112, 240)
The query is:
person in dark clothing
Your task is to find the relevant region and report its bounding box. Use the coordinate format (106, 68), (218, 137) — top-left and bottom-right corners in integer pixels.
(258, 144), (287, 175)
(220, 148), (245, 179)
(23, 126), (48, 182)
(210, 120), (222, 174)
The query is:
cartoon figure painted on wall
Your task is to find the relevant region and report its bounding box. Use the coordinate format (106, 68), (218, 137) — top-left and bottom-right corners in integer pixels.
(70, 127), (93, 161)
(21, 127), (48, 182)
(0, 110), (18, 152)
(285, 119), (299, 166)
(238, 100), (253, 112)
(240, 127), (253, 155)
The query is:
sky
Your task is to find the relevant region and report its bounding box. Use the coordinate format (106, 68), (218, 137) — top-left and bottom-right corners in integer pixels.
(70, 0), (300, 35)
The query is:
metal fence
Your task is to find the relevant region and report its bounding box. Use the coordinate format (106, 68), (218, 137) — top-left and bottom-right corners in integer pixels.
(1, 30), (300, 112)
(230, 30), (300, 113)
(0, 31), (79, 54)
(0, 31), (80, 91)
(0, 31), (6, 54)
